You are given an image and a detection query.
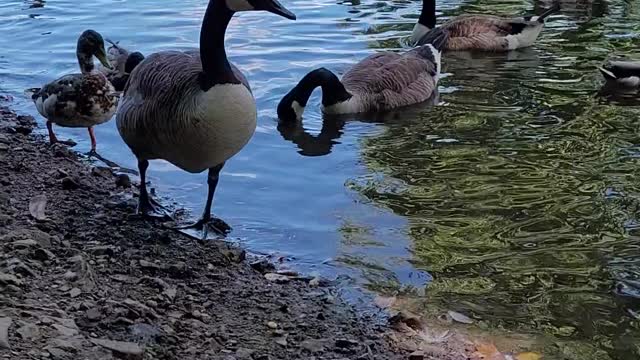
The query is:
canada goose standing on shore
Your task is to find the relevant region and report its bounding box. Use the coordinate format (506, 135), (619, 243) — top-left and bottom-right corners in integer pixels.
(31, 30), (117, 153)
(116, 0), (296, 238)
(411, 0), (560, 51)
(277, 27), (447, 121)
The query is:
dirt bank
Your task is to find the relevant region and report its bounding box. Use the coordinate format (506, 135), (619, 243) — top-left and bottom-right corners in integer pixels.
(0, 103), (416, 359)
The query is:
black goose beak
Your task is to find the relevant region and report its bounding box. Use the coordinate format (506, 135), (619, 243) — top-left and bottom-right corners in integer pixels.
(262, 0), (296, 20)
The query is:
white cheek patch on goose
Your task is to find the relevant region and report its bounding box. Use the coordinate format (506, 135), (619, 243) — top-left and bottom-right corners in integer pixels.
(292, 100), (305, 119)
(226, 0), (255, 11)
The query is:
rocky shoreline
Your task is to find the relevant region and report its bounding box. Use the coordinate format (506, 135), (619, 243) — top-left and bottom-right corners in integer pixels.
(0, 104), (410, 359)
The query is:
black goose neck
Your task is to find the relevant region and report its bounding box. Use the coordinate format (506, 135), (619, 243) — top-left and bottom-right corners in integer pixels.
(295, 68), (352, 107)
(199, 0), (239, 90)
(419, 0), (436, 29)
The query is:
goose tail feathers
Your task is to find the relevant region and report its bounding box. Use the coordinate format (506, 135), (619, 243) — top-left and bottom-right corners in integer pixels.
(598, 66), (617, 81)
(537, 2), (560, 23)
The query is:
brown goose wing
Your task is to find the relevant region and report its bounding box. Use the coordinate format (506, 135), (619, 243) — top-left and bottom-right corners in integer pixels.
(341, 51), (438, 110)
(440, 15), (528, 51)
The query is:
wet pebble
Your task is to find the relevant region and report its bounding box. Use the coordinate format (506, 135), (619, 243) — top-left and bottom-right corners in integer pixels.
(115, 173), (131, 188)
(0, 317), (12, 349)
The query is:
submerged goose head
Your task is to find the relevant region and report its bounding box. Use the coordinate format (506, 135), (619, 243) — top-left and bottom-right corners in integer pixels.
(277, 68), (351, 122)
(76, 30), (111, 74)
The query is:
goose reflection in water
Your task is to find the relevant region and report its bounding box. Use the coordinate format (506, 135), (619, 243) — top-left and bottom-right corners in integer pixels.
(276, 90), (440, 157)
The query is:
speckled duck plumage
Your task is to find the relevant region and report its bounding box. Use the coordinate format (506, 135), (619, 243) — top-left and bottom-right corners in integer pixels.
(32, 30), (118, 129)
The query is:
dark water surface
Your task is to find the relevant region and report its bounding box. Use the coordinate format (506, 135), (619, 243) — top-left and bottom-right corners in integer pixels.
(2, 0), (640, 358)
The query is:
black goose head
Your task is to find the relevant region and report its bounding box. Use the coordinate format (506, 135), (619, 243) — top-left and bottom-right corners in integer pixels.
(76, 29), (111, 73)
(124, 52), (145, 74)
(277, 68), (352, 122)
(224, 0), (296, 19)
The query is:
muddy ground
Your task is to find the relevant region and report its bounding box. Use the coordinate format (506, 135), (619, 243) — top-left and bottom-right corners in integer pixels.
(0, 100), (492, 360)
(0, 103), (424, 360)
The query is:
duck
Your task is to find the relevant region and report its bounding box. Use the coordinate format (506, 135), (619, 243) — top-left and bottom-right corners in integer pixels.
(100, 39), (145, 91)
(599, 61), (640, 88)
(411, 0), (560, 52)
(277, 27), (447, 121)
(31, 29), (118, 153)
(116, 0), (296, 239)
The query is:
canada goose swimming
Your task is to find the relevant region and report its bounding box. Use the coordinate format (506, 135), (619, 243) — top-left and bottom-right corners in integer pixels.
(116, 0), (296, 238)
(31, 30), (117, 153)
(411, 0), (560, 51)
(100, 39), (145, 91)
(599, 61), (640, 89)
(277, 27), (447, 122)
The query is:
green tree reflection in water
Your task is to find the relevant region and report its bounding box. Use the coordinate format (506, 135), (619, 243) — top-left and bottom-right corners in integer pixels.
(345, 0), (640, 358)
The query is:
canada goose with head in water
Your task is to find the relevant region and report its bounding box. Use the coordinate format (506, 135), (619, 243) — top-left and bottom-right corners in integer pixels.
(411, 0), (560, 51)
(277, 27), (447, 121)
(31, 29), (118, 153)
(116, 0), (296, 239)
(99, 39), (145, 91)
(599, 61), (640, 89)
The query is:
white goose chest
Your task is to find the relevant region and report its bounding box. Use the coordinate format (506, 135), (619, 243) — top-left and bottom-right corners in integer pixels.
(164, 83), (257, 173)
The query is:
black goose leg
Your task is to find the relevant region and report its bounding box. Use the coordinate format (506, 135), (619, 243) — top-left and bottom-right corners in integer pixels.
(137, 159), (170, 218)
(175, 163), (231, 239)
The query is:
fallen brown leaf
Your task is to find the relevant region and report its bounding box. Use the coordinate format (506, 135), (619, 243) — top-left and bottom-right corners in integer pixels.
(471, 342), (505, 360)
(515, 352), (542, 360)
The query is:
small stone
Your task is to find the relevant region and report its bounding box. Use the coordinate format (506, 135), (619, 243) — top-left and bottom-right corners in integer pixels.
(235, 348), (255, 359)
(11, 239), (38, 249)
(264, 273), (290, 283)
(51, 322), (79, 337)
(16, 323), (40, 340)
(62, 270), (77, 281)
(86, 245), (116, 257)
(146, 300), (158, 308)
(389, 311), (423, 331)
(85, 308), (102, 321)
(128, 323), (161, 342)
(163, 287), (177, 301)
(33, 248), (55, 261)
(335, 338), (358, 349)
(300, 339), (327, 353)
(274, 335), (288, 347)
(250, 259), (276, 274)
(0, 317), (12, 349)
(91, 166), (112, 179)
(61, 177), (80, 190)
(45, 346), (69, 359)
(266, 321), (278, 329)
(91, 338), (143, 359)
(140, 260), (162, 270)
(323, 295), (336, 304)
(115, 174), (131, 188)
(309, 277), (321, 287)
(69, 288), (81, 298)
(276, 270), (298, 277)
(8, 258), (37, 277)
(409, 351), (425, 360)
(0, 273), (22, 286)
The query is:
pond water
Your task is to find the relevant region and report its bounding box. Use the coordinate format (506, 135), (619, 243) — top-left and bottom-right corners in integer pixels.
(2, 0), (640, 358)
